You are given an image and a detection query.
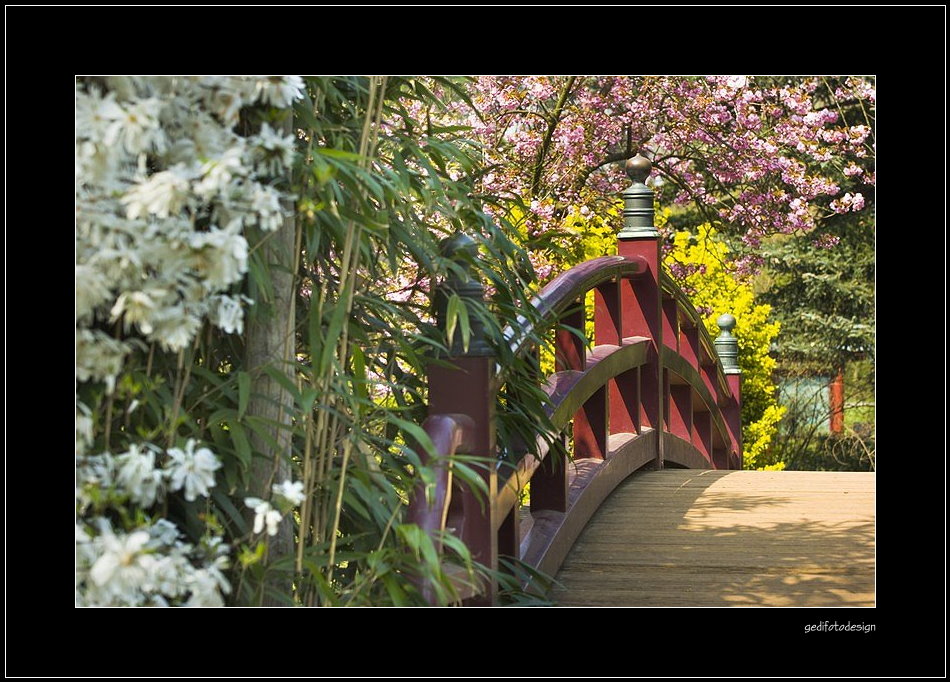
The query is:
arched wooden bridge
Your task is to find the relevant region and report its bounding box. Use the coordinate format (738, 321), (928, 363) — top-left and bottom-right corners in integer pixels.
(406, 155), (875, 607)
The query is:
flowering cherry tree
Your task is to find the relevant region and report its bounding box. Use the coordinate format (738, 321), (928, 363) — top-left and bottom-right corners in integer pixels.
(460, 76), (874, 274)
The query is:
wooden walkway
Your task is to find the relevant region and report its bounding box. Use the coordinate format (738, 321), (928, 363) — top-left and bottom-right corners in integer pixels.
(549, 469), (875, 606)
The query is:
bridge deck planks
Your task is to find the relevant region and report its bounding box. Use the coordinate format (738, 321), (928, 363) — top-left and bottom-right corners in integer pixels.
(549, 469), (874, 607)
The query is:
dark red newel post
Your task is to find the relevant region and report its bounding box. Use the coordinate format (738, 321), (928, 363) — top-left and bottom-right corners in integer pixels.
(429, 233), (498, 605)
(616, 154), (664, 468)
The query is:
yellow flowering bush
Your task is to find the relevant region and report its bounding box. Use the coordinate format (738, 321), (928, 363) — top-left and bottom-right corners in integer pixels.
(664, 223), (785, 470)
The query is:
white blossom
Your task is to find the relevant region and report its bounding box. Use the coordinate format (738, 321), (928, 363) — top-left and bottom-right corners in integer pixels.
(201, 77), (257, 126)
(253, 123), (296, 177)
(189, 228), (248, 289)
(245, 497), (283, 536)
(76, 87), (125, 141)
(75, 400), (94, 455)
(165, 439), (221, 502)
(250, 183), (284, 231)
(116, 444), (164, 507)
(77, 453), (115, 490)
(103, 97), (165, 155)
(150, 307), (202, 352)
(75, 263), (113, 322)
(210, 295), (245, 334)
(110, 290), (161, 335)
(149, 519), (181, 546)
(194, 145), (247, 199)
(76, 329), (130, 394)
(145, 553), (191, 599)
(273, 479), (306, 507)
(89, 528), (155, 604)
(185, 567), (229, 607)
(122, 166), (193, 219)
(254, 76), (305, 108)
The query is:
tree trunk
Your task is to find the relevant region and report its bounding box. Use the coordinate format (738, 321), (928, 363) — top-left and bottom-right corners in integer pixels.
(244, 113), (297, 606)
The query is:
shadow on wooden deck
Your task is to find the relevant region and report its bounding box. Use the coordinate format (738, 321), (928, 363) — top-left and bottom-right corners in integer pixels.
(549, 469), (875, 607)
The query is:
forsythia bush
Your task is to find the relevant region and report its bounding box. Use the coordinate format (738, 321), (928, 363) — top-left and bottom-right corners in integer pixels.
(664, 223), (785, 470)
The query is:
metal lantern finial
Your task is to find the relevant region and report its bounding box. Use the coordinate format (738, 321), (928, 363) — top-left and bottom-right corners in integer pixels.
(714, 313), (741, 374)
(619, 153), (658, 239)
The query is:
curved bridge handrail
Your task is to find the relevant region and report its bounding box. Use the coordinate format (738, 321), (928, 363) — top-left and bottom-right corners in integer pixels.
(492, 338), (651, 527)
(502, 255), (648, 361)
(405, 413), (476, 547)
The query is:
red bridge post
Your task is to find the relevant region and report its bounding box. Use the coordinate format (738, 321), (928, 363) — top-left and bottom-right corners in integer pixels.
(429, 233), (498, 605)
(615, 154), (664, 468)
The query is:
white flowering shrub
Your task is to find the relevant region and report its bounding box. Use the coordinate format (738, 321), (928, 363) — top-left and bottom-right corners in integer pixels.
(75, 76), (304, 606)
(77, 76), (549, 607)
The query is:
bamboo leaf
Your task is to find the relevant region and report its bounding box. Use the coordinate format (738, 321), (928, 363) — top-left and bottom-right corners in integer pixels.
(319, 302), (348, 375)
(445, 293), (460, 348)
(212, 487), (249, 535)
(229, 420), (252, 471)
(386, 414), (438, 460)
(351, 345), (369, 408)
(314, 147), (364, 161)
(458, 299), (471, 354)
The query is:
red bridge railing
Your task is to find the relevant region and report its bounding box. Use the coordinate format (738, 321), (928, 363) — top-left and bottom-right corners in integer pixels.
(407, 155), (742, 605)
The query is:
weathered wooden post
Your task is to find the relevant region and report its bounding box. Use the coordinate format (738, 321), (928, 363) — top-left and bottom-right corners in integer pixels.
(429, 232), (498, 605)
(616, 154), (664, 468)
(714, 313), (743, 468)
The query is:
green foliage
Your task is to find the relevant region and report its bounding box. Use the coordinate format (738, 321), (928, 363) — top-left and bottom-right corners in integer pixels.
(664, 223), (786, 470)
(759, 208), (874, 374)
(245, 76), (555, 605)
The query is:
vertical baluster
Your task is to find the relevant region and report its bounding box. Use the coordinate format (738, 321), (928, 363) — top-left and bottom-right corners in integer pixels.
(699, 344), (717, 403)
(531, 303), (585, 513)
(693, 412), (713, 463)
(532, 326), (570, 512)
(829, 368), (845, 435)
(680, 321), (711, 464)
(597, 278), (638, 437)
(680, 320), (699, 369)
(556, 296), (607, 461)
(662, 296), (679, 355)
(594, 279), (622, 346)
(661, 297), (685, 447)
(555, 302), (585, 372)
(668, 383), (692, 442)
(574, 382), (608, 460)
